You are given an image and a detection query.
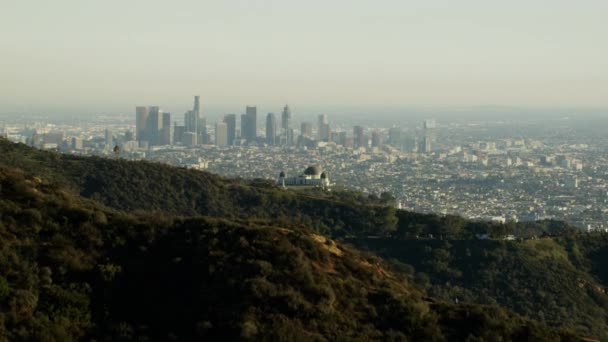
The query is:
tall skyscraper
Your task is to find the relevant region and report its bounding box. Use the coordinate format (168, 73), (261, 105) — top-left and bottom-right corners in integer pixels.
(266, 113), (277, 145)
(243, 106), (257, 141)
(281, 104), (292, 145)
(161, 112), (172, 145)
(184, 110), (196, 133)
(146, 106), (163, 146)
(240, 114), (247, 140)
(422, 119), (434, 153)
(185, 96), (204, 145)
(193, 96), (200, 116)
(173, 124), (185, 144)
(300, 122), (313, 138)
(318, 114), (330, 142)
(353, 125), (365, 149)
(223, 114), (237, 146)
(281, 104), (292, 131)
(215, 122), (228, 147)
(136, 106), (148, 142)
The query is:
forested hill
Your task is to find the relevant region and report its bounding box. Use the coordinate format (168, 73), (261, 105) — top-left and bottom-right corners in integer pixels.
(0, 139), (399, 237)
(1, 139), (605, 340)
(0, 167), (577, 341)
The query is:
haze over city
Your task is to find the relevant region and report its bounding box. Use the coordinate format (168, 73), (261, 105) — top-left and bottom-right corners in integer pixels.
(2, 0), (608, 116)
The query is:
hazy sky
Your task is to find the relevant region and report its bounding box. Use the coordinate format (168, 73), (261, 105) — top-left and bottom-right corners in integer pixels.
(2, 0), (607, 114)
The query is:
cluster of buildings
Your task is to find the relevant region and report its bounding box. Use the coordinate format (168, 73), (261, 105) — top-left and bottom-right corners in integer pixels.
(4, 104), (608, 232)
(130, 96), (438, 154)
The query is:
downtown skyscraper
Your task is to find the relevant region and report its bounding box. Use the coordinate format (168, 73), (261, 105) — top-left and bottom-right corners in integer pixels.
(266, 113), (277, 145)
(241, 106), (257, 141)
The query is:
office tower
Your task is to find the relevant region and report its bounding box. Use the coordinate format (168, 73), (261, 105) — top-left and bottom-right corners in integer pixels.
(281, 105), (291, 131)
(184, 96), (204, 145)
(281, 105), (291, 130)
(161, 112), (172, 145)
(300, 122), (313, 138)
(185, 110), (196, 134)
(317, 114), (330, 142)
(422, 119), (434, 153)
(353, 125), (365, 149)
(244, 106), (257, 141)
(105, 129), (113, 147)
(240, 106), (257, 141)
(193, 96), (200, 116)
(223, 114), (237, 146)
(286, 128), (295, 146)
(136, 106), (148, 142)
(240, 114), (247, 140)
(183, 132), (197, 146)
(146, 106), (163, 145)
(266, 113), (277, 145)
(173, 124), (185, 144)
(215, 122), (228, 147)
(281, 104), (292, 145)
(198, 117), (207, 144)
(371, 130), (382, 148)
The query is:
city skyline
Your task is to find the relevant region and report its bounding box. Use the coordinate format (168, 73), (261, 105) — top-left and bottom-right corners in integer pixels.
(2, 1), (608, 114)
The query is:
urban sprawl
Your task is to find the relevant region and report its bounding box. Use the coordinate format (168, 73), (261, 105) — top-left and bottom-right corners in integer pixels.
(3, 96), (607, 232)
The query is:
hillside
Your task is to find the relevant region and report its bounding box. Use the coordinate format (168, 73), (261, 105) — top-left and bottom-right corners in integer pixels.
(351, 237), (608, 340)
(0, 139), (398, 237)
(0, 167), (577, 341)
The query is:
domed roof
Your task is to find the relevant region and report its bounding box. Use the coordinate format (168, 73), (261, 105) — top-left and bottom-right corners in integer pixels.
(304, 165), (322, 176)
(320, 172), (327, 179)
(279, 171), (285, 177)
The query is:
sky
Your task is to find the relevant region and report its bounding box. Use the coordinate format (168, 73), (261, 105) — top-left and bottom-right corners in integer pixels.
(1, 0), (607, 115)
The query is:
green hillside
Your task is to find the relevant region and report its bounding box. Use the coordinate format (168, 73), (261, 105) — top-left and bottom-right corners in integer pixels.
(0, 167), (576, 341)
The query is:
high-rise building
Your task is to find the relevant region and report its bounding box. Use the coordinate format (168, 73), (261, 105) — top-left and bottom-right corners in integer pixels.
(193, 96), (200, 116)
(240, 106), (257, 141)
(183, 132), (197, 146)
(136, 106), (148, 142)
(173, 124), (185, 144)
(244, 106), (257, 141)
(281, 105), (292, 145)
(240, 114), (247, 140)
(317, 114), (330, 142)
(185, 110), (196, 134)
(421, 119), (434, 153)
(215, 122), (228, 147)
(281, 105), (291, 132)
(353, 125), (365, 149)
(223, 114), (237, 146)
(146, 106), (163, 146)
(300, 122), (313, 138)
(161, 112), (172, 145)
(184, 96), (204, 145)
(266, 113), (277, 145)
